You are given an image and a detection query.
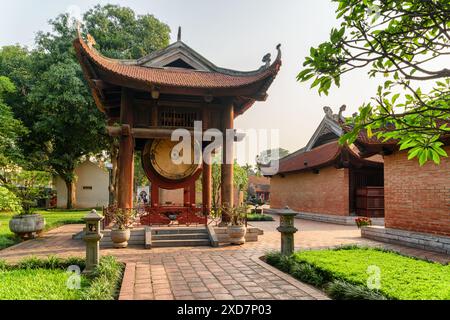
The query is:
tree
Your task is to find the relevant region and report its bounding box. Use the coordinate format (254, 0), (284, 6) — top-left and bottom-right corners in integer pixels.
(6, 170), (51, 215)
(297, 0), (450, 165)
(27, 60), (106, 209)
(83, 4), (170, 59)
(211, 159), (250, 213)
(0, 76), (26, 182)
(1, 4), (171, 208)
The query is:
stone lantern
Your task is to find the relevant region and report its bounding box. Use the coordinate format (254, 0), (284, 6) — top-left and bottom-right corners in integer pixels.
(83, 209), (104, 274)
(277, 206), (298, 256)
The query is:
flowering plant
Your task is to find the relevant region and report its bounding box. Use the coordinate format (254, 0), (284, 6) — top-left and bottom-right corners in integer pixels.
(355, 217), (372, 229)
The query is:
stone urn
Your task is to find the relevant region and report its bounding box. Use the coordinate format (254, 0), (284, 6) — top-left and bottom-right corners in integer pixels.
(227, 225), (247, 245)
(110, 229), (131, 248)
(9, 214), (46, 240)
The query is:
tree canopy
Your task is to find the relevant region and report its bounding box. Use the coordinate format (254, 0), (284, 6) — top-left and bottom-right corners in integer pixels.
(297, 0), (450, 165)
(0, 76), (26, 175)
(0, 4), (171, 208)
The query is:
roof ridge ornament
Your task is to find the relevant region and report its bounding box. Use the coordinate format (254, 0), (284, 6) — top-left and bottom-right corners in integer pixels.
(87, 34), (97, 49)
(177, 26), (182, 42)
(262, 44), (282, 68)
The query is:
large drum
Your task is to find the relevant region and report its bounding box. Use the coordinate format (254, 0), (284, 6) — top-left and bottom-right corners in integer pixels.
(142, 139), (201, 183)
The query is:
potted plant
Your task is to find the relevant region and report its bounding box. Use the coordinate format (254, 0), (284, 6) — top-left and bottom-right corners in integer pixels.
(355, 217), (372, 229)
(8, 171), (49, 240)
(224, 205), (247, 245)
(248, 196), (266, 215)
(110, 208), (134, 248)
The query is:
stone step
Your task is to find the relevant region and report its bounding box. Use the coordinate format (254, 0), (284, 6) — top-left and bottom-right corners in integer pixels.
(152, 233), (210, 241)
(151, 239), (211, 248)
(152, 228), (208, 235)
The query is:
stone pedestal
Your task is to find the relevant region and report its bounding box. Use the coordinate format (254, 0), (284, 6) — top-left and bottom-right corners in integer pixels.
(83, 210), (104, 274)
(277, 206), (298, 256)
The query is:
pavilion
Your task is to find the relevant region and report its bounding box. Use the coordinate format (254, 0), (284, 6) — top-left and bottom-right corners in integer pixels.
(74, 28), (281, 224)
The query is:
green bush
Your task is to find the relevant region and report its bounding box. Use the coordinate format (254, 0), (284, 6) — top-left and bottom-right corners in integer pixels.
(82, 256), (124, 300)
(290, 262), (327, 287)
(0, 186), (21, 213)
(246, 214), (274, 222)
(325, 280), (387, 300)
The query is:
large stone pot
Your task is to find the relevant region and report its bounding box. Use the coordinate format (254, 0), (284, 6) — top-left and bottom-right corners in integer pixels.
(9, 214), (46, 240)
(227, 225), (247, 245)
(110, 229), (131, 248)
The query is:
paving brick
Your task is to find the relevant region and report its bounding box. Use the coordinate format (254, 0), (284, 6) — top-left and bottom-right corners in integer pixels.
(1, 217), (447, 302)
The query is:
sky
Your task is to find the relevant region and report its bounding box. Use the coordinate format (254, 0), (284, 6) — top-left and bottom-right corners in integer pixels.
(0, 0), (382, 165)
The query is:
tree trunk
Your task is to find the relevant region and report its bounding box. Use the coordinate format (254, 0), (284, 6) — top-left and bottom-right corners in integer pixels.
(65, 180), (76, 209)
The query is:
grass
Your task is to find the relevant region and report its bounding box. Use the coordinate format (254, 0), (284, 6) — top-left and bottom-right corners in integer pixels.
(0, 255), (124, 300)
(266, 246), (450, 300)
(0, 209), (87, 250)
(246, 213), (274, 222)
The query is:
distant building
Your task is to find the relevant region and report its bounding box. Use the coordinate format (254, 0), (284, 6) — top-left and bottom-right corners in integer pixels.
(270, 107), (384, 218)
(53, 160), (109, 209)
(248, 176), (271, 202)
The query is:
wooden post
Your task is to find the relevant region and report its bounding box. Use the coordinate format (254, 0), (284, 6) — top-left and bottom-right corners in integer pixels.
(118, 88), (134, 209)
(202, 157), (212, 216)
(221, 102), (234, 223)
(202, 108), (212, 216)
(184, 186), (191, 206)
(151, 184), (159, 207)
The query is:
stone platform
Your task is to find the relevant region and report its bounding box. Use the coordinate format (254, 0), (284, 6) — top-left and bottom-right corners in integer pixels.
(362, 226), (450, 255)
(266, 209), (384, 226)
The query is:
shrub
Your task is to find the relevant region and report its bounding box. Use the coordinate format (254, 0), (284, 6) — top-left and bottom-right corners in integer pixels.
(82, 256), (124, 300)
(325, 280), (387, 300)
(0, 186), (21, 213)
(290, 262), (327, 287)
(246, 214), (274, 222)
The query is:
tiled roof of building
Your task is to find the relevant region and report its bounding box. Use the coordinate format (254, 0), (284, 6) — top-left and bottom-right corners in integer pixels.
(278, 141), (342, 174)
(73, 35), (282, 90)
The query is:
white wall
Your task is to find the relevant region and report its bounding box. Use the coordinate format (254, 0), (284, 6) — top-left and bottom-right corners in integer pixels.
(55, 161), (109, 209)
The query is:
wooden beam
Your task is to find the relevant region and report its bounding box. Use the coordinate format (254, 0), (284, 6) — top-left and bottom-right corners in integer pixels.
(106, 126), (194, 139)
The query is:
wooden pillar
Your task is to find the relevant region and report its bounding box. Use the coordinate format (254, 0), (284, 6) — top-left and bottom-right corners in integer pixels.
(118, 88), (134, 209)
(184, 186), (191, 206)
(221, 102), (234, 223)
(202, 156), (212, 216)
(202, 108), (212, 216)
(151, 184), (159, 207)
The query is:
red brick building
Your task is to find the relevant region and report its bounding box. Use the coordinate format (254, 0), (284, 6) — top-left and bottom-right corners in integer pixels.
(353, 132), (450, 237)
(248, 176), (271, 202)
(270, 107), (384, 221)
(271, 107), (449, 252)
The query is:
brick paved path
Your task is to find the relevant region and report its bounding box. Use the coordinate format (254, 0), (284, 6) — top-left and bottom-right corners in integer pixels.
(1, 215), (448, 300)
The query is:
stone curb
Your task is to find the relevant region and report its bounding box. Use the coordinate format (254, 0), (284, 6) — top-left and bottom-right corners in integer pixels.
(118, 262), (136, 300)
(250, 255), (330, 300)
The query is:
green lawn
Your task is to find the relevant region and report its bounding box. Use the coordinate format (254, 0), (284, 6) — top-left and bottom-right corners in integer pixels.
(0, 210), (87, 250)
(0, 268), (87, 300)
(292, 247), (450, 300)
(0, 256), (123, 300)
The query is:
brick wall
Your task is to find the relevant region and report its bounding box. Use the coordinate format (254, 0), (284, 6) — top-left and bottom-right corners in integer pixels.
(271, 166), (350, 216)
(384, 146), (450, 236)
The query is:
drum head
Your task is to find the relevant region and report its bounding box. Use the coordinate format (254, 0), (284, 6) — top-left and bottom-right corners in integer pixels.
(143, 139), (201, 181)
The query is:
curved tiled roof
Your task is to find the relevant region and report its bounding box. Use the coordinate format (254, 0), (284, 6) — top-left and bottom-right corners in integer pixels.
(73, 35), (282, 90)
(278, 141), (342, 174)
